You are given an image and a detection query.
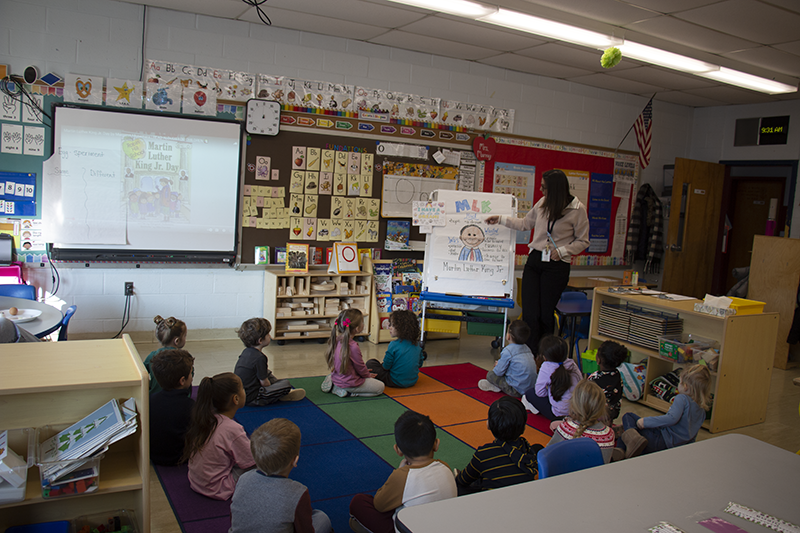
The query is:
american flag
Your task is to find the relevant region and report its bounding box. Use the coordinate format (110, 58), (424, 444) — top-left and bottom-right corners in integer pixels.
(633, 99), (653, 169)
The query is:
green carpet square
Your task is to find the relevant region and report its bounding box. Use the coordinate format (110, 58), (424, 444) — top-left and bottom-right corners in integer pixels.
(361, 434), (401, 467)
(290, 375), (387, 406)
(319, 398), (409, 438)
(360, 430), (476, 474)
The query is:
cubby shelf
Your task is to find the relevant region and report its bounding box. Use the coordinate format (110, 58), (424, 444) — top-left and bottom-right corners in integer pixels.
(589, 288), (778, 433)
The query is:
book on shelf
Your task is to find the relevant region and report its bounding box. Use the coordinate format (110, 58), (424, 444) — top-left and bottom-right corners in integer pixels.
(254, 246), (270, 265)
(38, 398), (139, 483)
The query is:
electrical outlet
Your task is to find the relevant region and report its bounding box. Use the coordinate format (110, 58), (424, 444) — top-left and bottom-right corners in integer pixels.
(125, 282), (134, 296)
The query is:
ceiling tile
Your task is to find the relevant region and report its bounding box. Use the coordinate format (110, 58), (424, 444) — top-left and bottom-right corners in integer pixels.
(516, 0), (656, 25)
(516, 42), (638, 72)
(369, 31), (498, 61)
(761, 0), (800, 15)
(566, 73), (665, 94)
(239, 7), (388, 41)
(607, 66), (719, 90)
(122, 0), (248, 19)
(673, 0), (800, 45)
(684, 85), (781, 104)
(773, 41), (800, 58)
(653, 90), (725, 107)
(624, 15), (759, 55)
(257, 0), (427, 28)
(723, 46), (800, 78)
(397, 15), (544, 51)
(622, 0), (720, 13)
(479, 53), (594, 78)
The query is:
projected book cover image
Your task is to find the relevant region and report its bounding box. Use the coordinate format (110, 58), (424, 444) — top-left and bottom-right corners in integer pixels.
(123, 136), (191, 224)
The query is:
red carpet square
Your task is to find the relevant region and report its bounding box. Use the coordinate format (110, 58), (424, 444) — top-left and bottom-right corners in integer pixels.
(421, 362), (489, 389)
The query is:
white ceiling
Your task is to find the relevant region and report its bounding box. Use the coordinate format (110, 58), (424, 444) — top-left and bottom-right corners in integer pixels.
(120, 0), (800, 107)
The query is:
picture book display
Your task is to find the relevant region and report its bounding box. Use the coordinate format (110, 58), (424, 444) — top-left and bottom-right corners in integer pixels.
(285, 243), (309, 273)
(385, 220), (411, 251)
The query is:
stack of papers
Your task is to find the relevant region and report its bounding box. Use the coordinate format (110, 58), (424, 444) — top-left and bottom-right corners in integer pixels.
(39, 398), (138, 484)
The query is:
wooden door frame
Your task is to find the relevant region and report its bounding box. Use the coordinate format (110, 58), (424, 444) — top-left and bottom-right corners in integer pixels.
(711, 169), (790, 295)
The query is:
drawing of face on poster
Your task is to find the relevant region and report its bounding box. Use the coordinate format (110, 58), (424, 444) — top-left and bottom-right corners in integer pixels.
(458, 224), (485, 262)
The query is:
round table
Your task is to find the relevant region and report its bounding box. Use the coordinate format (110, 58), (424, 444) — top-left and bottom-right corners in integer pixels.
(0, 296), (64, 338)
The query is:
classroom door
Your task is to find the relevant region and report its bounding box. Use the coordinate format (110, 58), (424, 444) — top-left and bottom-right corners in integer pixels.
(662, 158), (726, 298)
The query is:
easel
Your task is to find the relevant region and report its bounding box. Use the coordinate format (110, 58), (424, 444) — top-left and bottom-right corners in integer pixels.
(419, 190), (517, 351)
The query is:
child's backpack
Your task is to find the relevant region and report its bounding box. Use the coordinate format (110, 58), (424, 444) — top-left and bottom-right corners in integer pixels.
(619, 361), (647, 401)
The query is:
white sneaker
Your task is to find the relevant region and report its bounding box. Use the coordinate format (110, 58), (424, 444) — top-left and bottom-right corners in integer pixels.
(332, 386), (350, 398)
(321, 374), (333, 393)
(520, 394), (539, 414)
(279, 388), (306, 402)
(478, 379), (501, 393)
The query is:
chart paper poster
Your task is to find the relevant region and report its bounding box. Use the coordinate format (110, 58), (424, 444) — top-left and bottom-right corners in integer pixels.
(424, 190), (515, 297)
(493, 162), (535, 244)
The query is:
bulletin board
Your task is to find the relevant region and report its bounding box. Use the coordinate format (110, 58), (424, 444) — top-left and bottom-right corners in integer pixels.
(483, 137), (638, 266)
(241, 128), (474, 264)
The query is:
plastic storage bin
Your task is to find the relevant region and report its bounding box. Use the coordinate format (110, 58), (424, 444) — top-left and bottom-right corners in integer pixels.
(727, 297), (765, 315)
(658, 334), (717, 363)
(73, 509), (139, 533)
(0, 427), (35, 504)
(35, 426), (103, 500)
(4, 520), (71, 533)
(465, 311), (505, 337)
(424, 310), (462, 334)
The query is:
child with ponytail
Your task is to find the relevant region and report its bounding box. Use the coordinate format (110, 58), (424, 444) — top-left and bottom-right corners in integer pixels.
(547, 379), (616, 463)
(183, 372), (255, 500)
(144, 315), (188, 395)
(320, 309), (385, 398)
(521, 335), (582, 420)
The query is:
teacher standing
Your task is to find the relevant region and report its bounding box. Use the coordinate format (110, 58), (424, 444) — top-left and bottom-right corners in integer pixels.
(487, 169), (590, 353)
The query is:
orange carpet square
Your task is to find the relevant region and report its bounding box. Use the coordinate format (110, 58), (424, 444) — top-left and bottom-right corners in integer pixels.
(443, 420), (551, 449)
(383, 374), (453, 397)
(394, 390), (490, 426)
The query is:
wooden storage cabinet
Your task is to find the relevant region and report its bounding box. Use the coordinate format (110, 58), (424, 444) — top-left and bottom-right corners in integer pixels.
(588, 288), (779, 433)
(264, 266), (372, 344)
(0, 337), (149, 532)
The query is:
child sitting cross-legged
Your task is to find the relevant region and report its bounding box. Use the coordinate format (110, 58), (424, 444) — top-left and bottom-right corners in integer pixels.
(230, 418), (331, 533)
(619, 364), (712, 458)
(521, 335), (583, 421)
(548, 379), (616, 463)
(321, 309), (385, 398)
(455, 396), (543, 495)
(234, 317), (305, 406)
(349, 411), (456, 533)
(144, 315), (187, 395)
(366, 310), (424, 388)
(587, 340), (629, 423)
(149, 349), (195, 466)
(478, 320), (538, 397)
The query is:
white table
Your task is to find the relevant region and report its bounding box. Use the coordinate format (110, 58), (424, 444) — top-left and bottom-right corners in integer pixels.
(0, 296), (64, 338)
(397, 434), (800, 533)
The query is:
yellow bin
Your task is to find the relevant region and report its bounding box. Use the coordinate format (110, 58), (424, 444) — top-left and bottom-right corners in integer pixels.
(728, 297), (765, 315)
(424, 310), (462, 334)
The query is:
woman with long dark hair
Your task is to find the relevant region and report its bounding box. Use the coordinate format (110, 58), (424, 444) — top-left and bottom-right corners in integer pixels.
(487, 169), (589, 353)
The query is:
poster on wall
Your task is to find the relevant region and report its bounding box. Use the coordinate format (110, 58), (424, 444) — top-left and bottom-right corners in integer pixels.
(492, 162), (535, 245)
(423, 190), (515, 297)
(106, 78), (143, 108)
(64, 74), (104, 106)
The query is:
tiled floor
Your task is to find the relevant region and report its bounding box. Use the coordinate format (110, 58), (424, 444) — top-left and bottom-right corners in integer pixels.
(137, 333), (800, 533)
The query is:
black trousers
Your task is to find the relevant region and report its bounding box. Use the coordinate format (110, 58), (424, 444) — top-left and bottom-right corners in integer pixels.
(521, 251), (571, 353)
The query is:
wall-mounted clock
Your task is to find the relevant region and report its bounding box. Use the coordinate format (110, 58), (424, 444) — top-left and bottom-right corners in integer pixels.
(245, 99), (281, 136)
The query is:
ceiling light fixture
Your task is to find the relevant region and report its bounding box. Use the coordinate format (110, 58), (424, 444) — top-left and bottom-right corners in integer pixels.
(385, 0), (497, 18)
(699, 67), (797, 95)
(478, 9), (621, 49)
(618, 41), (717, 74)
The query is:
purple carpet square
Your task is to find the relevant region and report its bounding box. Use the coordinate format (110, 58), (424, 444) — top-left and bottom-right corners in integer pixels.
(235, 403), (352, 444)
(154, 464), (231, 522)
(421, 362), (487, 390)
(292, 439), (393, 501)
(182, 515), (231, 533)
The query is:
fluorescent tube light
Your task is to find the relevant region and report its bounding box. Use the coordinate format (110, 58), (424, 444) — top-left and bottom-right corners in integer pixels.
(385, 0), (497, 18)
(699, 67), (797, 94)
(479, 9), (621, 49)
(618, 41), (718, 74)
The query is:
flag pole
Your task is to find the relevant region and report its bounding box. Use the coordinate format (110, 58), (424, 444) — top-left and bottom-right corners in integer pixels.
(614, 93), (656, 154)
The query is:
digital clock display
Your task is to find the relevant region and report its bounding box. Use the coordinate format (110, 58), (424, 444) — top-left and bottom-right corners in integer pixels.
(759, 115), (789, 145)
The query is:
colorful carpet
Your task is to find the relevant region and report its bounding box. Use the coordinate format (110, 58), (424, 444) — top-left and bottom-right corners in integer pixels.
(154, 363), (554, 533)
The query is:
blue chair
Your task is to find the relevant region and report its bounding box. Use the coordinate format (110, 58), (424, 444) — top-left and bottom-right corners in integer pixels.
(0, 284), (36, 300)
(537, 438), (604, 479)
(57, 305), (77, 341)
(556, 291), (590, 355)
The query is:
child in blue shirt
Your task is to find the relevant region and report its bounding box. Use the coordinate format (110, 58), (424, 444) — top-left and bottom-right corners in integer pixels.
(619, 364), (711, 458)
(366, 310), (423, 388)
(479, 320), (538, 398)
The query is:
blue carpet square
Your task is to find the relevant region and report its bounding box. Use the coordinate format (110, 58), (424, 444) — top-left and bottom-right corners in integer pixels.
(235, 403), (353, 445)
(311, 494), (359, 533)
(293, 439), (393, 501)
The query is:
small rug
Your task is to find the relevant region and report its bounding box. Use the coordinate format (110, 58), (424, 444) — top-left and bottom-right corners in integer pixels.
(154, 363), (554, 532)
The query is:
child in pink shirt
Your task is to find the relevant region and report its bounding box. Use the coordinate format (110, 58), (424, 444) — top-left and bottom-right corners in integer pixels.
(183, 372), (255, 500)
(320, 309), (384, 398)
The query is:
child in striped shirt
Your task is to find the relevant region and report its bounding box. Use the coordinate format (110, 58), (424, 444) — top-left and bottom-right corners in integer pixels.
(455, 396), (543, 495)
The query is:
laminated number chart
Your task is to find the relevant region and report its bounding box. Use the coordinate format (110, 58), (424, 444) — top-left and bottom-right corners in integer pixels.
(724, 503), (800, 533)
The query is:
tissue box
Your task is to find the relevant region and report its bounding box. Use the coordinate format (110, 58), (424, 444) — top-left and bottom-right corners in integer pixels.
(693, 303), (736, 317)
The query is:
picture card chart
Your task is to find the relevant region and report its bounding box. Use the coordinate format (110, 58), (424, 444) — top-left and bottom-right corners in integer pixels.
(492, 162), (535, 245)
(0, 172), (37, 216)
(423, 190), (515, 297)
